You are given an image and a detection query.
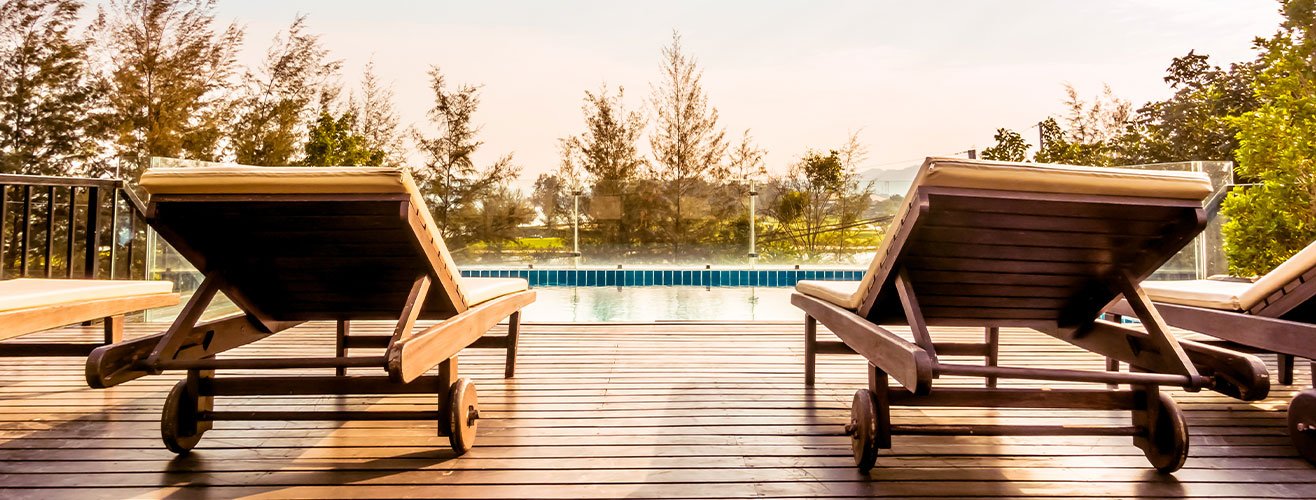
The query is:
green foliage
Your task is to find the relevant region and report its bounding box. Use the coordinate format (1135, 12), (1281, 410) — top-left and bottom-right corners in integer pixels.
(301, 109), (383, 166)
(1117, 51), (1258, 164)
(648, 31), (728, 255)
(0, 0), (103, 175)
(980, 128), (1029, 162)
(93, 0), (244, 177)
(412, 65), (520, 248)
(1222, 0), (1316, 275)
(229, 15), (339, 166)
(762, 140), (877, 261)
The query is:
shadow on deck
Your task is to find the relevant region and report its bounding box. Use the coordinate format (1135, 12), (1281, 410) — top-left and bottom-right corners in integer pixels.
(0, 321), (1312, 498)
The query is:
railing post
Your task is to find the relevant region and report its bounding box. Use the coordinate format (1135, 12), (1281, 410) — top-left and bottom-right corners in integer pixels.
(126, 191), (136, 280)
(85, 186), (100, 279)
(66, 186), (76, 278)
(44, 186), (54, 278)
(0, 184), (7, 278)
(20, 185), (31, 276)
(108, 188), (118, 279)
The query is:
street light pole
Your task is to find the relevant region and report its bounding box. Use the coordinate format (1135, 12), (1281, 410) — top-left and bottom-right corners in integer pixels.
(748, 178), (758, 262)
(571, 190), (581, 267)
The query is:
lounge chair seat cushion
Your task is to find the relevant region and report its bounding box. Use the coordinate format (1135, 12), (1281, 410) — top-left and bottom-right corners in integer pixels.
(0, 278), (174, 313)
(917, 159), (1212, 200)
(1141, 279), (1253, 311)
(796, 280), (863, 310)
(462, 277), (529, 306)
(1142, 240), (1316, 312)
(140, 167), (414, 195)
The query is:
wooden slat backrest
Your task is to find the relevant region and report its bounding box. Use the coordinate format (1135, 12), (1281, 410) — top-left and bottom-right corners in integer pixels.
(1250, 266), (1316, 321)
(148, 193), (467, 322)
(858, 186), (1205, 328)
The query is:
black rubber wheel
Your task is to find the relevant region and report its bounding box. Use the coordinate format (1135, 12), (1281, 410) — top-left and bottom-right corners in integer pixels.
(848, 389), (879, 472)
(1136, 391), (1189, 473)
(1287, 389), (1316, 463)
(448, 378), (479, 454)
(161, 379), (205, 454)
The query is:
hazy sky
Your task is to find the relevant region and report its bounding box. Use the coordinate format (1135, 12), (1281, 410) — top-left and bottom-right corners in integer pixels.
(201, 1), (1281, 185)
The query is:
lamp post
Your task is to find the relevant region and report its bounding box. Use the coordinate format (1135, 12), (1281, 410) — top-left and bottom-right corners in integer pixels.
(748, 178), (758, 264)
(571, 189), (582, 268)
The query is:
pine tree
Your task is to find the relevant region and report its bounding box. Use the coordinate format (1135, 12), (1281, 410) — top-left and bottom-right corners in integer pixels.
(412, 66), (520, 248)
(91, 0), (243, 177)
(0, 0), (103, 175)
(355, 60), (403, 167)
(648, 31), (727, 256)
(229, 15), (339, 166)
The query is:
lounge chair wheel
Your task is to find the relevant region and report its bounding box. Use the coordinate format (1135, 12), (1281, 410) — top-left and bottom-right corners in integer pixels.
(1287, 389), (1316, 463)
(161, 379), (206, 454)
(848, 389), (880, 472)
(448, 378), (479, 454)
(1136, 391), (1188, 473)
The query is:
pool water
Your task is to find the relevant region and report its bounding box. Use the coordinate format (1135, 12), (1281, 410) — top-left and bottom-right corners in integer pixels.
(520, 286), (806, 322)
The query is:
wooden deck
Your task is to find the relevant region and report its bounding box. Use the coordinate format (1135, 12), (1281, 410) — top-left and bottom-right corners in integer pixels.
(0, 320), (1314, 498)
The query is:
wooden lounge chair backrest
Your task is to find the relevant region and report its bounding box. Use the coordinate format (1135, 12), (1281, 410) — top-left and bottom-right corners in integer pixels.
(139, 166), (471, 324)
(1235, 240), (1316, 320)
(855, 158), (1213, 329)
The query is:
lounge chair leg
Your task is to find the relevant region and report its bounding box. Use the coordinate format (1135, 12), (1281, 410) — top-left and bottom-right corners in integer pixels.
(867, 363), (892, 450)
(504, 311), (521, 378)
(335, 320), (350, 377)
(1106, 358), (1121, 389)
(1104, 312), (1123, 390)
(1280, 354), (1295, 386)
(804, 315), (817, 386)
(984, 327), (999, 388)
(437, 356), (458, 433)
(103, 315), (124, 345)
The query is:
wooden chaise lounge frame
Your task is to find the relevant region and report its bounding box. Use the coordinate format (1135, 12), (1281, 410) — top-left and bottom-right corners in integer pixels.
(1108, 240), (1316, 462)
(0, 279), (178, 357)
(794, 158), (1270, 473)
(85, 166), (534, 455)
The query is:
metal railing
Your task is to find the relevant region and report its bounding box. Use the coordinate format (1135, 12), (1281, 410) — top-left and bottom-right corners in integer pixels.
(0, 174), (149, 281)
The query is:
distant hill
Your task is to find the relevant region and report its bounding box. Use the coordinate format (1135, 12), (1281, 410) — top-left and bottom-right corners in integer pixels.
(858, 164), (918, 197)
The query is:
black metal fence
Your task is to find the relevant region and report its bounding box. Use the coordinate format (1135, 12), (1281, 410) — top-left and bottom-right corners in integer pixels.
(0, 174), (148, 281)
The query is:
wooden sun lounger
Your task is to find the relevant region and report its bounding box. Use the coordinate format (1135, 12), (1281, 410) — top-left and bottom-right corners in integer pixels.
(1107, 239), (1316, 462)
(85, 165), (535, 455)
(794, 157), (1270, 474)
(0, 278), (179, 356)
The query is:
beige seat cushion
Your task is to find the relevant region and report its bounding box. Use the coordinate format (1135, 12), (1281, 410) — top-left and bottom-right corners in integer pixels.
(1143, 239), (1316, 312)
(462, 277), (528, 306)
(139, 166), (478, 307)
(796, 280), (863, 310)
(140, 167), (415, 195)
(1241, 239), (1316, 310)
(0, 279), (175, 313)
(918, 158), (1213, 200)
(1141, 279), (1252, 311)
(841, 157), (1215, 311)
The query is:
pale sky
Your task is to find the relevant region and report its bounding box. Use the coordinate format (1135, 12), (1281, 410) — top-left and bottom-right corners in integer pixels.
(202, 0), (1281, 187)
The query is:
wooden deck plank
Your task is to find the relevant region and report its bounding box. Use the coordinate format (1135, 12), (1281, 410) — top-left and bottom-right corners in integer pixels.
(0, 321), (1310, 498)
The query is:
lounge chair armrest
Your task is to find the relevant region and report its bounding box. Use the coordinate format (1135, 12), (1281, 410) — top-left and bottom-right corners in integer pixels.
(86, 314), (288, 388)
(792, 293), (934, 394)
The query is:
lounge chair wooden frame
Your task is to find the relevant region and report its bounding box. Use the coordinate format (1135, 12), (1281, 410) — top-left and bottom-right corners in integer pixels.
(797, 186), (1270, 473)
(85, 192), (533, 455)
(0, 289), (178, 357)
(1108, 264), (1316, 462)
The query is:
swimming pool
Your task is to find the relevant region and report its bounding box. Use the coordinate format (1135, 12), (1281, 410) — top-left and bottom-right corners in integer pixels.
(459, 268), (861, 322)
(520, 286), (804, 322)
(460, 268), (864, 287)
